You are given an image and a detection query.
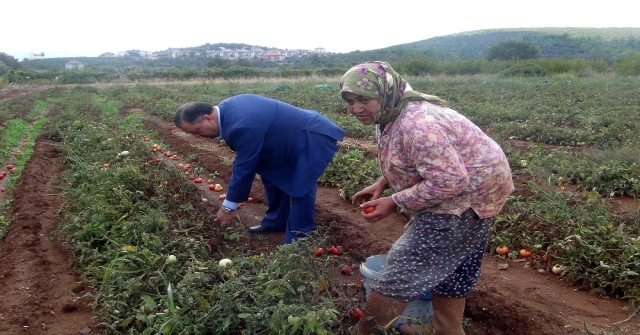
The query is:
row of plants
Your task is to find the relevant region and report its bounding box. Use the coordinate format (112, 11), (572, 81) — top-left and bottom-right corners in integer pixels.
(20, 87), (356, 334)
(0, 97), (49, 240)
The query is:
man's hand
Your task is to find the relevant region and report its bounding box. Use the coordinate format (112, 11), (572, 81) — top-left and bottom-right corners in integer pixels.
(216, 210), (235, 225)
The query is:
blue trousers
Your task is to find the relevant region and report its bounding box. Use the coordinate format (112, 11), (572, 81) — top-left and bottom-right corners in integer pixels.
(260, 178), (317, 244)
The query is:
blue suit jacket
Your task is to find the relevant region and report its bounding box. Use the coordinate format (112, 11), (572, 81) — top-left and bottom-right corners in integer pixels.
(218, 94), (345, 202)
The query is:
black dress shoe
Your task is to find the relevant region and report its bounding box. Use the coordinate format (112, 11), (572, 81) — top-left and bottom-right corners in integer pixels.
(248, 225), (279, 234)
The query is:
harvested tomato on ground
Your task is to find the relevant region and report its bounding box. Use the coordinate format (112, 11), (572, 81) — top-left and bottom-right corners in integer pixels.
(349, 308), (364, 321)
(327, 245), (344, 255)
(341, 265), (353, 275)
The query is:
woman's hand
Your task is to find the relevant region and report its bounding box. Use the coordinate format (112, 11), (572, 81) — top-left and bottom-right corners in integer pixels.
(359, 196), (397, 222)
(352, 177), (388, 206)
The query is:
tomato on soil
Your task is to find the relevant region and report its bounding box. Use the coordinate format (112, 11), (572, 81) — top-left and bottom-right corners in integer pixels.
(341, 265), (353, 275)
(194, 177), (203, 183)
(208, 184), (216, 190)
(349, 308), (364, 321)
(327, 245), (344, 255)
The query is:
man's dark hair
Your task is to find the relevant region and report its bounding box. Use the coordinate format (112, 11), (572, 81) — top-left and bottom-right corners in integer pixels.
(174, 102), (214, 128)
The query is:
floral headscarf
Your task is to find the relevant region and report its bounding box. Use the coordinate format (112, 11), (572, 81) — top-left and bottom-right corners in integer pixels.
(339, 61), (444, 125)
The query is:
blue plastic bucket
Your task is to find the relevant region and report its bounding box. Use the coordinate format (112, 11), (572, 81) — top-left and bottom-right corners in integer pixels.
(359, 254), (433, 326)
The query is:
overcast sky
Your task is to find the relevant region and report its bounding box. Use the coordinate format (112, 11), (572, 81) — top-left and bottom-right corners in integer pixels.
(4, 0), (640, 60)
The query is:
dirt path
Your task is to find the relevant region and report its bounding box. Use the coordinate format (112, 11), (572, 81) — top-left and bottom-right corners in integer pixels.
(0, 87), (638, 334)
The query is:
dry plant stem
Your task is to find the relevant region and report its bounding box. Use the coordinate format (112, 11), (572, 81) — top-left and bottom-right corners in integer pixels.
(612, 305), (640, 325)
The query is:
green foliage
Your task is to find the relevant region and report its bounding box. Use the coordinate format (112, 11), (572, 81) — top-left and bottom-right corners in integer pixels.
(0, 52), (21, 69)
(614, 51), (640, 75)
(0, 61), (11, 77)
(487, 40), (540, 61)
(500, 63), (547, 77)
(319, 150), (381, 201)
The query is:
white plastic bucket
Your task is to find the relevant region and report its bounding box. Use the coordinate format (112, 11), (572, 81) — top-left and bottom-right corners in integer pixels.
(360, 254), (434, 326)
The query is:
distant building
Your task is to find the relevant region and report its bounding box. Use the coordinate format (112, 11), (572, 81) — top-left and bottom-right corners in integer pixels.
(64, 60), (84, 70)
(28, 52), (45, 60)
(262, 50), (286, 62)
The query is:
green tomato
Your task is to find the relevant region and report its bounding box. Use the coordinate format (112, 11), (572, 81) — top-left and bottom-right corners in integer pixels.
(219, 258), (233, 267)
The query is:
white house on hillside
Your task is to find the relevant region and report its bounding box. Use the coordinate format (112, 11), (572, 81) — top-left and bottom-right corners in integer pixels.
(64, 60), (84, 70)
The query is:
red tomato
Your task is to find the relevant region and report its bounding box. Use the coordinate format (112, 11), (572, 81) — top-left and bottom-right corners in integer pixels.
(313, 247), (324, 256)
(194, 177), (203, 183)
(362, 206), (375, 214)
(341, 265), (353, 275)
(327, 245), (343, 255)
(519, 249), (533, 258)
(350, 308), (364, 321)
(102, 163), (109, 168)
(218, 193), (226, 200)
(208, 184), (216, 190)
(495, 245), (510, 255)
(6, 164), (13, 170)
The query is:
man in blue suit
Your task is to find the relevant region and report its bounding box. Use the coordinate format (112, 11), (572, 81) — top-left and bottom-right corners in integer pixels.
(174, 94), (346, 244)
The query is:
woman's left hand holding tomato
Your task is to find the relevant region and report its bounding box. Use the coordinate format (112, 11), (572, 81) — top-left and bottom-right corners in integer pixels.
(360, 196), (397, 223)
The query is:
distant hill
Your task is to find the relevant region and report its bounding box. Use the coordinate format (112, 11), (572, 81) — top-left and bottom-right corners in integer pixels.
(322, 27), (640, 66)
(13, 28), (640, 72)
(401, 27), (640, 60)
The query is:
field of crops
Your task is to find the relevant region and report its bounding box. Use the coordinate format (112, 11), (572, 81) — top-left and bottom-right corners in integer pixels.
(0, 75), (638, 334)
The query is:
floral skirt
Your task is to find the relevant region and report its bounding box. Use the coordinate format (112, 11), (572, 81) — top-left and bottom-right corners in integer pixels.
(371, 208), (493, 301)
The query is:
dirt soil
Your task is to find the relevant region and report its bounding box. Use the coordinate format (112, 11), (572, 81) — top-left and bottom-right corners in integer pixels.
(0, 86), (639, 335)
